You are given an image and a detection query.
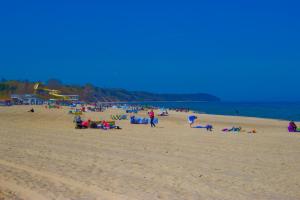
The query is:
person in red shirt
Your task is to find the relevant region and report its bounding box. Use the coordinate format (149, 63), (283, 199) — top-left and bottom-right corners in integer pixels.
(102, 120), (110, 129)
(82, 119), (90, 128)
(148, 109), (156, 127)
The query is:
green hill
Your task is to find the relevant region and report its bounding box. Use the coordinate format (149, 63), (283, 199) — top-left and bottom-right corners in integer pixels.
(0, 79), (220, 102)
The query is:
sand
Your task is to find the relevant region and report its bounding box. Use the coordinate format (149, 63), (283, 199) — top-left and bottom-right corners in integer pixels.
(0, 105), (299, 200)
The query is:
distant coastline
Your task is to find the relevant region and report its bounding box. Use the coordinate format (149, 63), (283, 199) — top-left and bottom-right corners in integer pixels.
(0, 79), (220, 102)
(97, 100), (211, 104)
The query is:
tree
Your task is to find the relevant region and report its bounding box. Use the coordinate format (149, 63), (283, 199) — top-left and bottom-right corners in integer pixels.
(0, 83), (9, 91)
(82, 84), (96, 102)
(46, 79), (62, 89)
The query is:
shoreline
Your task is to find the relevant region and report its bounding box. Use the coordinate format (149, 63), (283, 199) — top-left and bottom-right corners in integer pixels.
(96, 101), (300, 122)
(2, 103), (296, 123)
(192, 112), (294, 123)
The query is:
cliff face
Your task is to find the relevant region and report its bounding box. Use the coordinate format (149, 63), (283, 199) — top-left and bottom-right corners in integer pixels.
(0, 80), (220, 102)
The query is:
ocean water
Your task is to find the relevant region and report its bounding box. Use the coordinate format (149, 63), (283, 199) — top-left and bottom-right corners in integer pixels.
(127, 102), (300, 122)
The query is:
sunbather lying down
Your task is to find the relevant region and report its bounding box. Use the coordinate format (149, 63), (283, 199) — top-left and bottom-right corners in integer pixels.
(222, 127), (257, 133)
(222, 126), (242, 132)
(248, 129), (257, 133)
(94, 121), (122, 130)
(158, 111), (169, 116)
(192, 124), (213, 131)
(28, 108), (34, 113)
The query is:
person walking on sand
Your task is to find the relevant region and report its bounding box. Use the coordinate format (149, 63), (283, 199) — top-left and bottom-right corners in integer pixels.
(148, 109), (156, 127)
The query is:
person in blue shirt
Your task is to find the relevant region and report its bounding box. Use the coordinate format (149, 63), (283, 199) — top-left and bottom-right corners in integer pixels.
(188, 115), (197, 127)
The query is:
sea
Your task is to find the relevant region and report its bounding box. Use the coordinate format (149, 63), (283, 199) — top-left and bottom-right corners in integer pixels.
(125, 101), (300, 122)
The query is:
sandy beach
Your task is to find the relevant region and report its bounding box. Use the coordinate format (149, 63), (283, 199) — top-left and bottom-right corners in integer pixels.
(0, 105), (299, 200)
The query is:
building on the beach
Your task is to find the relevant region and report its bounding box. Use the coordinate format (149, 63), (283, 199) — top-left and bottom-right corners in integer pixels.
(11, 94), (44, 105)
(48, 95), (80, 103)
(64, 95), (80, 101)
(0, 99), (12, 106)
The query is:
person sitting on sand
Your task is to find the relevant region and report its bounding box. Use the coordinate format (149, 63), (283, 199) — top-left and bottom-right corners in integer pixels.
(288, 121), (299, 132)
(130, 116), (136, 124)
(290, 121), (297, 131)
(206, 125), (213, 131)
(89, 121), (98, 129)
(98, 120), (121, 130)
(102, 120), (110, 129)
(74, 115), (83, 128)
(28, 108), (35, 113)
(74, 115), (81, 123)
(81, 119), (91, 129)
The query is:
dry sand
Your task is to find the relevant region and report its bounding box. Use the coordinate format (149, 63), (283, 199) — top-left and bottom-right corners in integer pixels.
(0, 105), (299, 200)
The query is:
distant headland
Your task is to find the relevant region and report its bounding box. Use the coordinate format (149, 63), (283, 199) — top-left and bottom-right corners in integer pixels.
(0, 79), (220, 102)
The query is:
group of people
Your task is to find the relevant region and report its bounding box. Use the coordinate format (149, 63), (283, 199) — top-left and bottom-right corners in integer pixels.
(72, 111), (300, 133)
(188, 115), (258, 133)
(29, 106), (299, 133)
(73, 109), (157, 130)
(74, 115), (121, 130)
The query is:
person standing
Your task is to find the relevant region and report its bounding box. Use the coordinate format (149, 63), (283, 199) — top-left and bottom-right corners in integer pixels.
(148, 109), (156, 127)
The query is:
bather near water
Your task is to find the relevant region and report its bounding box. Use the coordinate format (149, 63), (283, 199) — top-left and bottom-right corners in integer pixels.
(288, 121), (300, 132)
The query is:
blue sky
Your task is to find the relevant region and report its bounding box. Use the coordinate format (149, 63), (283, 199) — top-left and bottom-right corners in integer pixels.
(0, 0), (299, 101)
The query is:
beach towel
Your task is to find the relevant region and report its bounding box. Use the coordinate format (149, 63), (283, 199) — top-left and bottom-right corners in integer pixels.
(193, 124), (213, 131)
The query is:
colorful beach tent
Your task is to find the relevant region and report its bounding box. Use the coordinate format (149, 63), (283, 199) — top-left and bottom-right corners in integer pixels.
(130, 116), (158, 124)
